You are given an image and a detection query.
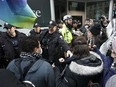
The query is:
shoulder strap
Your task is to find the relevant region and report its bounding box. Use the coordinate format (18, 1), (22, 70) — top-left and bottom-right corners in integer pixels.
(57, 64), (76, 87)
(23, 60), (37, 79)
(15, 58), (23, 81)
(60, 64), (68, 77)
(15, 58), (43, 81)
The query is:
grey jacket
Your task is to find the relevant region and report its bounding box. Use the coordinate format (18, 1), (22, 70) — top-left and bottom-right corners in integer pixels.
(7, 57), (55, 87)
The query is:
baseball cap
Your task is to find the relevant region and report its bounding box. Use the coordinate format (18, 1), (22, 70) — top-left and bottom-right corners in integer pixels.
(4, 23), (14, 29)
(48, 20), (57, 27)
(33, 22), (40, 28)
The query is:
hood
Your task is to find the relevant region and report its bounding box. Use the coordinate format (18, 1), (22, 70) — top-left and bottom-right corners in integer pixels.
(69, 51), (103, 76)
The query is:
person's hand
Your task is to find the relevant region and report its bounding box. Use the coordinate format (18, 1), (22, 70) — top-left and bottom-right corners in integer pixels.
(66, 50), (73, 58)
(52, 63), (55, 68)
(88, 44), (96, 51)
(59, 58), (65, 63)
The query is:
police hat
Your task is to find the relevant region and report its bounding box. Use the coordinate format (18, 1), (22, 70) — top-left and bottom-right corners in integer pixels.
(48, 20), (57, 27)
(4, 23), (14, 29)
(33, 22), (40, 28)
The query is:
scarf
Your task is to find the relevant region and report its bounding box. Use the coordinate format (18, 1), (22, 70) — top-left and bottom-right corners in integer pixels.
(20, 52), (41, 59)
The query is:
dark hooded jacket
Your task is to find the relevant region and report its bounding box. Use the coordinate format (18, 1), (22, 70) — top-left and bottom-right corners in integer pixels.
(56, 51), (103, 87)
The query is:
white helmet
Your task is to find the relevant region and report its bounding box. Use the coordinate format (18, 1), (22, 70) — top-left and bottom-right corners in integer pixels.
(63, 15), (72, 21)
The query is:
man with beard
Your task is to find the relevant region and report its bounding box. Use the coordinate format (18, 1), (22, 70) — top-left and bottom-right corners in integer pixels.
(59, 15), (73, 45)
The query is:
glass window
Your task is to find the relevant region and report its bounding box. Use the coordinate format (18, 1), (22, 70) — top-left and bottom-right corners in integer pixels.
(68, 1), (85, 11)
(86, 1), (109, 19)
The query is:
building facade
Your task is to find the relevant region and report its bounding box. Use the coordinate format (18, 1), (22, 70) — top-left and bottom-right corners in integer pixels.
(55, 0), (115, 25)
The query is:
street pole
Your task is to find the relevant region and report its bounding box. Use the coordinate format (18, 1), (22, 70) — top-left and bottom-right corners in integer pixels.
(50, 0), (55, 21)
(109, 0), (114, 21)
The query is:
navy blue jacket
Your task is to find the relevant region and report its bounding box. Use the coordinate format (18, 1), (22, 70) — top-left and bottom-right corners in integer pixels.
(95, 48), (115, 87)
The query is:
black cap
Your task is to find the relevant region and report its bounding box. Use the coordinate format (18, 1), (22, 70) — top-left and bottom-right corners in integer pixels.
(33, 22), (40, 28)
(4, 23), (14, 29)
(48, 20), (57, 27)
(57, 20), (63, 24)
(90, 24), (101, 36)
(72, 20), (78, 24)
(0, 24), (2, 27)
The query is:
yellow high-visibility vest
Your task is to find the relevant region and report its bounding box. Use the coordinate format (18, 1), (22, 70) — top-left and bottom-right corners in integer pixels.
(59, 24), (73, 44)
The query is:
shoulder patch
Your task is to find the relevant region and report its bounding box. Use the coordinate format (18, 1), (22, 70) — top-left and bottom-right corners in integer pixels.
(60, 35), (63, 39)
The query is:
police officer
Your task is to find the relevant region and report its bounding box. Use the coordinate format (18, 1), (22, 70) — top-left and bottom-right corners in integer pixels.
(40, 20), (72, 67)
(59, 15), (73, 44)
(0, 23), (27, 68)
(29, 22), (42, 38)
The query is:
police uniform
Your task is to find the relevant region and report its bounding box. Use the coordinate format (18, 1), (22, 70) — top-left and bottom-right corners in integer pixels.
(40, 30), (70, 64)
(0, 23), (27, 68)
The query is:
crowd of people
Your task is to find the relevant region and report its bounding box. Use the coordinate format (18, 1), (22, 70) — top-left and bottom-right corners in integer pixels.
(0, 14), (116, 87)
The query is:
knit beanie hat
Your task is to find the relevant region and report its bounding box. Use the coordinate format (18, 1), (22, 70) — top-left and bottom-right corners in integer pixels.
(112, 39), (116, 53)
(90, 24), (101, 36)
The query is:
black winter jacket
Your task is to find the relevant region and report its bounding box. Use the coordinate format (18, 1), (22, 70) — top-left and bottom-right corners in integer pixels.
(29, 29), (42, 38)
(56, 51), (103, 87)
(40, 30), (70, 63)
(0, 31), (27, 67)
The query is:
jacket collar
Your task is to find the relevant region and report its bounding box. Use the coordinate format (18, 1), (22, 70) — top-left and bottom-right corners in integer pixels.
(69, 51), (103, 75)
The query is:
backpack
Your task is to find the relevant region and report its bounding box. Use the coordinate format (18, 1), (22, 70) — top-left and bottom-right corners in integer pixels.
(15, 58), (43, 81)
